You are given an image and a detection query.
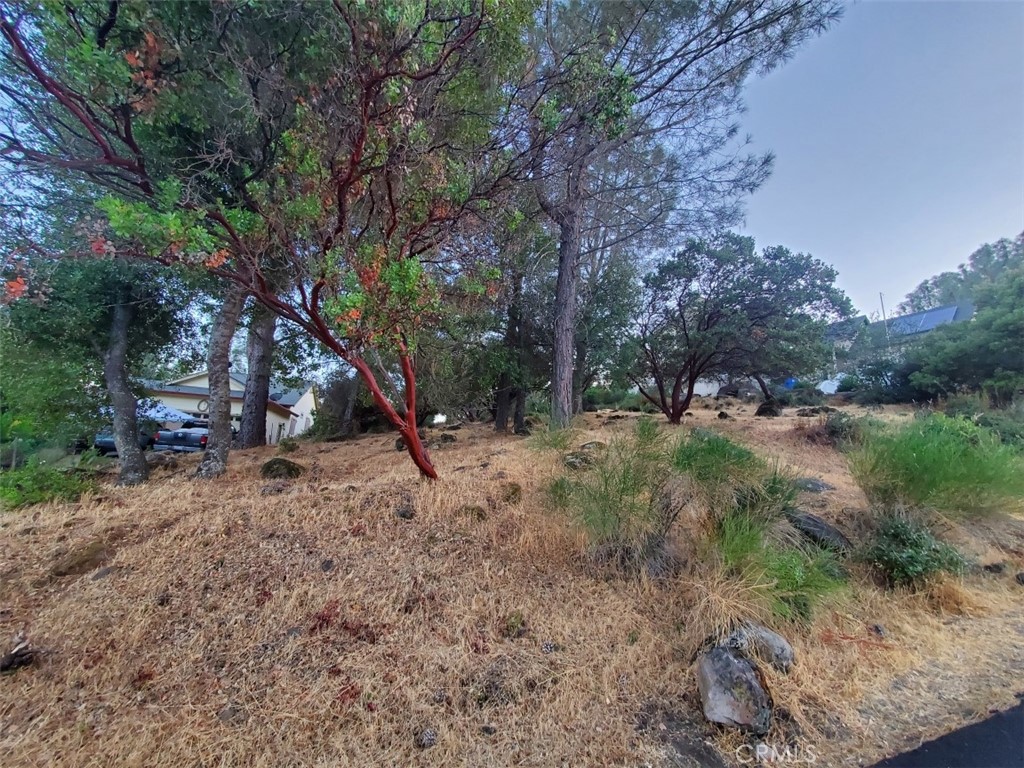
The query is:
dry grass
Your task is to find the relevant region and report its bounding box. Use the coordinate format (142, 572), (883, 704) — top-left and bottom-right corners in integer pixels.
(1, 406), (1022, 767)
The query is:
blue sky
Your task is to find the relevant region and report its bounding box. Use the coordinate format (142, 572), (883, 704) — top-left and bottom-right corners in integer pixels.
(738, 0), (1024, 316)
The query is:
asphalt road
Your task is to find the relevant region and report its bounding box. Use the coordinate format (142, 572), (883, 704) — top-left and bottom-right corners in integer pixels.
(872, 702), (1024, 768)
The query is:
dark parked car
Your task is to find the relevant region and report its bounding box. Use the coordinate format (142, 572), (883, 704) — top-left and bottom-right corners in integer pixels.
(153, 421), (209, 452)
(94, 425), (156, 456)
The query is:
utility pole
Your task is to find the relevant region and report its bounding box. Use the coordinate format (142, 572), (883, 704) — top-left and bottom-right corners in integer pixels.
(879, 292), (892, 354)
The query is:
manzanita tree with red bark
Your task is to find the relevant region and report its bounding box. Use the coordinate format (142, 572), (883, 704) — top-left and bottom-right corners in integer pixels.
(1, 1), (532, 478)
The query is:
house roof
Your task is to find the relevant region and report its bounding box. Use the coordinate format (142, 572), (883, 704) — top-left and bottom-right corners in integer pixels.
(141, 378), (297, 418)
(825, 315), (869, 343)
(877, 302), (974, 339)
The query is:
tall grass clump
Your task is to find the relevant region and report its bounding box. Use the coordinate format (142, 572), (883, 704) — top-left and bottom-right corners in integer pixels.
(864, 513), (967, 586)
(849, 413), (1024, 514)
(671, 429), (764, 502)
(551, 417), (675, 571)
(716, 509), (844, 621)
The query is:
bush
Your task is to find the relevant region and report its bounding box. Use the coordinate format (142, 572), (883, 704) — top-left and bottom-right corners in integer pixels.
(553, 417), (674, 570)
(734, 464), (799, 519)
(850, 414), (1024, 514)
(943, 395), (1024, 448)
(864, 514), (966, 586)
(716, 510), (844, 621)
(773, 382), (825, 407)
(823, 411), (872, 445)
(836, 374), (861, 393)
(671, 429), (763, 500)
(277, 437), (299, 453)
(0, 462), (96, 509)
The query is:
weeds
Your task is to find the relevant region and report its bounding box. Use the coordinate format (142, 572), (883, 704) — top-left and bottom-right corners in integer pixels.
(671, 429), (763, 501)
(716, 509), (844, 621)
(850, 414), (1024, 514)
(527, 425), (578, 452)
(0, 462), (96, 509)
(864, 513), (967, 586)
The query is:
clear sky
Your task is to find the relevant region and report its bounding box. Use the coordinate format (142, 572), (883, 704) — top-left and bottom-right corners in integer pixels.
(738, 0), (1024, 316)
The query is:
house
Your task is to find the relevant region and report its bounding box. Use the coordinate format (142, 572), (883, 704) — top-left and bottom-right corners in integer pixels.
(142, 371), (317, 444)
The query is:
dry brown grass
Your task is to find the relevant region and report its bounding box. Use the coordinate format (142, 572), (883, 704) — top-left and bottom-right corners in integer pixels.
(1, 409), (1022, 767)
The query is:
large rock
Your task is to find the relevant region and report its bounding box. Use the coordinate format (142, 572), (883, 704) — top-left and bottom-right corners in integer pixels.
(793, 477), (836, 493)
(260, 457), (305, 479)
(786, 510), (852, 554)
(695, 646), (772, 735)
(754, 400), (783, 418)
(727, 624), (795, 673)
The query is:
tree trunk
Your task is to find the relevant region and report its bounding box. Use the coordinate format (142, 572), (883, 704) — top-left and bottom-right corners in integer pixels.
(550, 201), (582, 429)
(513, 388), (527, 435)
(238, 303), (277, 448)
(339, 375), (360, 437)
(104, 302), (148, 486)
(494, 370), (512, 432)
(197, 284), (247, 479)
(751, 373), (773, 401)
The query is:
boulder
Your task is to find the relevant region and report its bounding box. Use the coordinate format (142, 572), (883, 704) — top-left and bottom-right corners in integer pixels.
(795, 406), (838, 417)
(717, 411), (734, 420)
(1016, 572), (1024, 586)
(727, 624), (795, 673)
(426, 433), (457, 449)
(793, 477), (836, 493)
(754, 400), (783, 418)
(786, 510), (853, 554)
(563, 451), (595, 470)
(260, 457), (305, 479)
(695, 646), (772, 735)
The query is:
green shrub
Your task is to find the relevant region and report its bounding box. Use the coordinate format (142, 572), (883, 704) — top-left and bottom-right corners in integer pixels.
(553, 417), (674, 567)
(863, 514), (966, 586)
(527, 425), (578, 452)
(773, 383), (825, 407)
(717, 510), (844, 621)
(850, 414), (1024, 514)
(671, 429), (764, 500)
(823, 411), (871, 445)
(734, 464), (799, 519)
(943, 395), (1024, 448)
(0, 462), (97, 509)
(277, 437), (299, 453)
(836, 374), (861, 393)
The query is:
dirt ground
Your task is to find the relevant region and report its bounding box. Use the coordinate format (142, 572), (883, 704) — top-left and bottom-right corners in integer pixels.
(1, 402), (1022, 767)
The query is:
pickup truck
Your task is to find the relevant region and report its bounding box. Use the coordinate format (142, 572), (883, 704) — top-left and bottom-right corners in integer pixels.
(153, 421), (209, 453)
(94, 424), (157, 455)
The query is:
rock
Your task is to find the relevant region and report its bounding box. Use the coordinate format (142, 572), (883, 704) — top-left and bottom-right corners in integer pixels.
(260, 480), (290, 495)
(91, 566), (115, 581)
(320, 559), (334, 572)
(795, 406), (838, 417)
(695, 646), (772, 735)
(414, 727), (438, 749)
(1016, 572), (1024, 586)
(540, 641), (558, 654)
(442, 422), (463, 431)
(51, 539), (112, 578)
(754, 400), (783, 418)
(869, 623), (887, 638)
(727, 624), (795, 673)
(481, 724), (497, 736)
(717, 411), (733, 420)
(563, 451), (595, 470)
(395, 505), (415, 520)
(785, 510), (853, 554)
(259, 457), (304, 479)
(457, 504), (487, 521)
(145, 451), (177, 468)
(0, 632), (34, 674)
(982, 562), (1005, 574)
(431, 688), (449, 704)
(395, 429), (428, 451)
(217, 704), (247, 724)
(500, 482), (523, 504)
(426, 433), (457, 449)
(793, 477), (836, 493)
(578, 440), (607, 452)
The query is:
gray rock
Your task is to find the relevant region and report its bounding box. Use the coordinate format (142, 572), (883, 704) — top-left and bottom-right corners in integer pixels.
(414, 727), (438, 748)
(793, 477), (836, 493)
(786, 510), (852, 554)
(754, 400), (783, 418)
(1016, 572), (1024, 586)
(563, 451), (595, 470)
(717, 411), (734, 420)
(259, 458), (304, 479)
(695, 646), (772, 735)
(91, 566), (115, 581)
(727, 624), (795, 673)
(982, 562), (1005, 574)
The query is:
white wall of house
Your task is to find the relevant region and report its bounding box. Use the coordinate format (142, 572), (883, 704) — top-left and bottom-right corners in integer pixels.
(288, 387), (317, 436)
